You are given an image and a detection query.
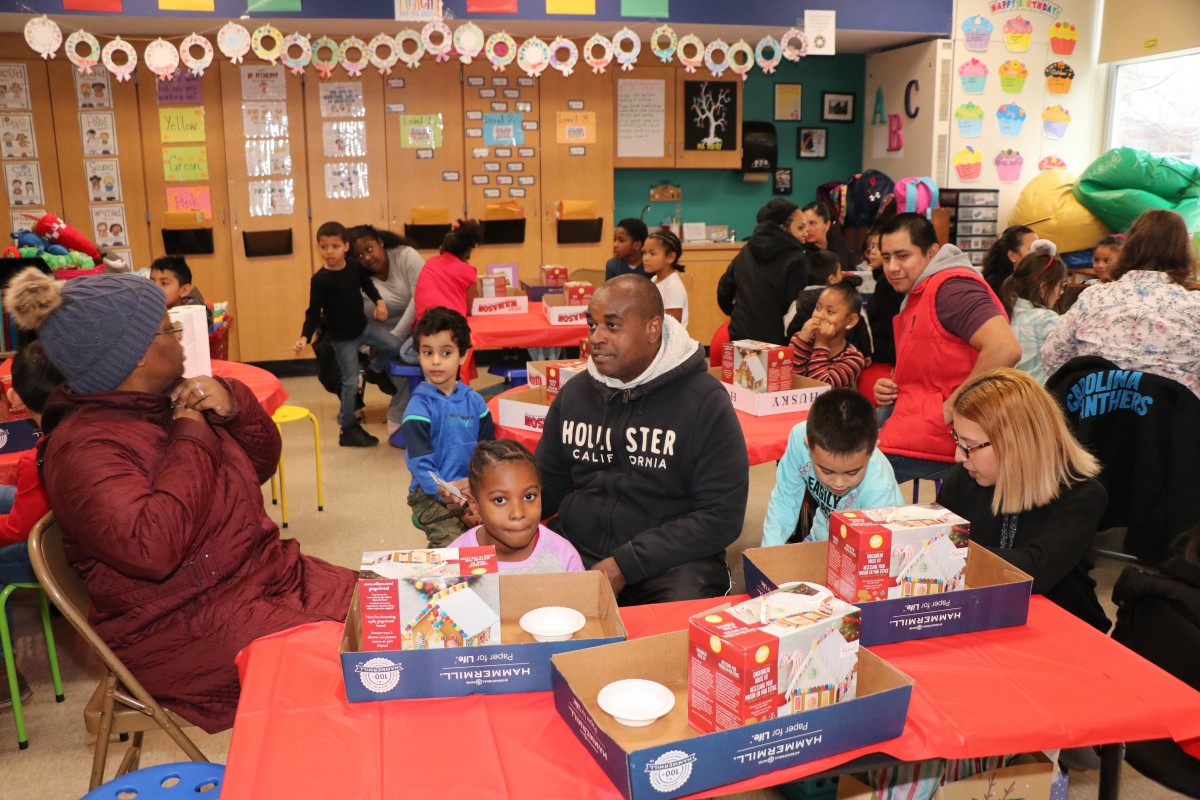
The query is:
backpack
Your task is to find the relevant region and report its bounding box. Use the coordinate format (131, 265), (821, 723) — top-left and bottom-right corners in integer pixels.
(816, 179), (849, 224)
(894, 177), (939, 218)
(845, 169), (896, 228)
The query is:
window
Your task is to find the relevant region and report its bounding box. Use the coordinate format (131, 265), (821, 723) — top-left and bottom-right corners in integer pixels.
(1107, 49), (1200, 161)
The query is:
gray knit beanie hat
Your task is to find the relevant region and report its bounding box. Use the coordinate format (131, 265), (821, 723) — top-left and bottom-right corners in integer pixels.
(3, 268), (166, 394)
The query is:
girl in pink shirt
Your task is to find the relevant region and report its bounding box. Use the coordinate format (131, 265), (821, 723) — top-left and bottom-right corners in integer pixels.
(413, 220), (484, 320)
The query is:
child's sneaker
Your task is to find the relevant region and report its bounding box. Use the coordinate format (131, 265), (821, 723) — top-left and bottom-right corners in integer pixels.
(339, 424), (379, 447)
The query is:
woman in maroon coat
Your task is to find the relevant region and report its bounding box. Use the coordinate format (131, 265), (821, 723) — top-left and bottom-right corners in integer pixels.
(5, 268), (355, 732)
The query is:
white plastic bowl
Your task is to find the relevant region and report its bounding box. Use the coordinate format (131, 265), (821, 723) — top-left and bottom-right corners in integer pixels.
(518, 606), (586, 643)
(597, 679), (676, 727)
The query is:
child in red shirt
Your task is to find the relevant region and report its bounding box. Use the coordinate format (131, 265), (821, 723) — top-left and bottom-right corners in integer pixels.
(413, 220), (484, 321)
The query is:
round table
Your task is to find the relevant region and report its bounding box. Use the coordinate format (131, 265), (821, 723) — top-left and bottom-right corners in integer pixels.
(0, 360), (288, 485)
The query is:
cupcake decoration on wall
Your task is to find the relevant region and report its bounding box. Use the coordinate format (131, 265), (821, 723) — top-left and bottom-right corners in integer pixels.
(961, 16), (994, 51)
(1045, 61), (1075, 94)
(996, 103), (1027, 137)
(955, 102), (985, 137)
(1002, 16), (1033, 52)
(954, 146), (983, 181)
(1049, 22), (1078, 56)
(1042, 105), (1071, 139)
(995, 149), (1024, 182)
(1038, 155), (1067, 171)
(958, 58), (988, 94)
(998, 60), (1028, 94)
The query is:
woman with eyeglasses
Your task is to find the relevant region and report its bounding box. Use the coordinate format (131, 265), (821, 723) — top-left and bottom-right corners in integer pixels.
(936, 368), (1110, 631)
(2, 269), (355, 733)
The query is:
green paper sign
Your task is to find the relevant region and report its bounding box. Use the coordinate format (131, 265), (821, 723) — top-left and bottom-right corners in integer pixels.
(621, 0), (667, 16)
(246, 0), (302, 11)
(401, 114), (444, 149)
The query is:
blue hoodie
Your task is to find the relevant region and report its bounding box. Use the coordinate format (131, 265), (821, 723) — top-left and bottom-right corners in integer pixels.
(761, 421), (903, 546)
(402, 381), (494, 495)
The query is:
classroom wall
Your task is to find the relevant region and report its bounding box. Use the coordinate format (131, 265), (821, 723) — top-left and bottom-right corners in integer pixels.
(863, 40), (950, 186)
(1099, 0), (1200, 63)
(614, 54), (866, 237)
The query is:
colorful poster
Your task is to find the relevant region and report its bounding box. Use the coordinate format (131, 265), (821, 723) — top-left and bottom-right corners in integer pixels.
(319, 83), (365, 118)
(90, 204), (127, 248)
(466, 0), (515, 12)
(162, 145), (210, 182)
(84, 158), (122, 202)
(620, 0), (667, 15)
(400, 114), (444, 149)
(159, 0), (214, 9)
(323, 121), (366, 158)
(0, 65), (30, 111)
(80, 111), (118, 156)
(547, 0), (595, 13)
(166, 186), (213, 219)
(0, 115), (36, 159)
(555, 111), (596, 144)
(324, 162), (369, 199)
(75, 71), (112, 109)
(159, 106), (206, 143)
(683, 81), (737, 152)
(4, 162), (42, 207)
(240, 65), (287, 101)
(483, 113), (525, 146)
(245, 138), (291, 177)
(248, 0), (302, 10)
(157, 70), (202, 105)
(243, 102), (288, 138)
(248, 179), (294, 216)
(64, 0), (123, 10)
(395, 0), (443, 18)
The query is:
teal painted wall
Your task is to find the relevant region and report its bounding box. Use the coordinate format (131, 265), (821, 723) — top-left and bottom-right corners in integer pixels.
(614, 55), (866, 239)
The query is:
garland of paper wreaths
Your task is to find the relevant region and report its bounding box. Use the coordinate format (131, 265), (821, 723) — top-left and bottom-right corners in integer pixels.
(548, 36), (578, 77)
(281, 32), (313, 76)
(421, 21), (453, 63)
(101, 36), (137, 82)
(340, 36), (369, 77)
(65, 30), (101, 75)
(311, 36), (340, 79)
(366, 34), (397, 75)
(180, 32), (215, 76)
(584, 33), (613, 74)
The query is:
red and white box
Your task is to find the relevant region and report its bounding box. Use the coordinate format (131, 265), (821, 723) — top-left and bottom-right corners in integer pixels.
(543, 294), (588, 326)
(546, 359), (588, 402)
(564, 281), (595, 305)
(357, 547), (501, 652)
(722, 340), (791, 393)
(579, 336), (590, 359)
(486, 263), (518, 287)
(688, 582), (862, 733)
(0, 374), (29, 422)
(827, 505), (971, 604)
(497, 385), (552, 432)
(540, 265), (569, 287)
(477, 274), (508, 298)
(470, 287), (528, 316)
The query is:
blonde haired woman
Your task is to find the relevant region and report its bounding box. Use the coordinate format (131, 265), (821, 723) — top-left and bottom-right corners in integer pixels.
(936, 368), (1110, 631)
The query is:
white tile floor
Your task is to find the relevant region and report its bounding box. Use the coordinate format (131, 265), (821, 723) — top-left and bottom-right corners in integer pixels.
(0, 373), (1188, 798)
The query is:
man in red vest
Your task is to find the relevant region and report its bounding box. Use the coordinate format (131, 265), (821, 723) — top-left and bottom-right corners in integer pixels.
(873, 214), (1021, 484)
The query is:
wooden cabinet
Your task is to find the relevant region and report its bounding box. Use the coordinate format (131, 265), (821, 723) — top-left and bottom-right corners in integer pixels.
(681, 242), (740, 346)
(0, 55), (67, 246)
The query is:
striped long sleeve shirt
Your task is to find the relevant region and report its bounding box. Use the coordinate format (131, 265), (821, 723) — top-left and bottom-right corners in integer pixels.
(790, 335), (866, 388)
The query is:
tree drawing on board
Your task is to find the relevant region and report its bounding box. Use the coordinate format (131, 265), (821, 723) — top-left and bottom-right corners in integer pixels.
(684, 81), (737, 152)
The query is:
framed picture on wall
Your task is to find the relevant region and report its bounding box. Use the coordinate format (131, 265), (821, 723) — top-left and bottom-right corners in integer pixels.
(774, 168), (793, 195)
(798, 127), (828, 159)
(821, 92), (856, 123)
(774, 83), (802, 121)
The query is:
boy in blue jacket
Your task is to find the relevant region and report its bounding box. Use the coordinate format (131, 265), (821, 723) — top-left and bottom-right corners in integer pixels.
(762, 388), (902, 545)
(402, 307), (494, 546)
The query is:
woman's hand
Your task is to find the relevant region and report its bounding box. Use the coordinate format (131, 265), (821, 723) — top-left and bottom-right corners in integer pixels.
(170, 375), (235, 418)
(294, 335), (309, 354)
(374, 300), (388, 322)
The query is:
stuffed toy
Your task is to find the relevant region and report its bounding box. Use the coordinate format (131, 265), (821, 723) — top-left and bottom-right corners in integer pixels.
(32, 213), (101, 260)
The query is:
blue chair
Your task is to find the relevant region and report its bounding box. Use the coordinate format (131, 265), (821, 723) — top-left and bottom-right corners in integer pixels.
(487, 347), (529, 387)
(82, 761), (224, 799)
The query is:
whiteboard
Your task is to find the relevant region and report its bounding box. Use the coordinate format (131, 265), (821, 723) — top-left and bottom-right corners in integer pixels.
(617, 79), (665, 159)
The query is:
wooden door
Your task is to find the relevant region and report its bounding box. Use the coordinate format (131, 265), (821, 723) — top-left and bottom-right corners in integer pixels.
(461, 60), (542, 280)
(613, 66), (675, 169)
(219, 61), (312, 362)
(539, 64), (613, 272)
(382, 61), (465, 258)
(674, 72), (743, 170)
(137, 67), (239, 359)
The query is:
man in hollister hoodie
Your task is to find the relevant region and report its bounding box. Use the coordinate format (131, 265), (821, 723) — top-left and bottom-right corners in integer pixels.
(873, 213), (1021, 484)
(537, 275), (749, 605)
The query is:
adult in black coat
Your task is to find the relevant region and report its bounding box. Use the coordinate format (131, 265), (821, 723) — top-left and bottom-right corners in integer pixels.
(717, 198), (811, 345)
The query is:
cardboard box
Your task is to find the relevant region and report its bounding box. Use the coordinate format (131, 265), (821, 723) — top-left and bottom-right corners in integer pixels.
(552, 631), (912, 800)
(828, 505), (971, 603)
(543, 293), (589, 326)
(497, 384), (552, 433)
(342, 571), (627, 701)
(565, 280), (595, 305)
(837, 752), (1057, 800)
(477, 274), (508, 298)
(742, 541), (1033, 646)
(708, 367), (829, 417)
(486, 262), (518, 287)
(168, 305), (211, 380)
(518, 280), (564, 302)
(723, 340), (791, 393)
(0, 419), (40, 454)
(470, 287), (528, 316)
(525, 359), (553, 388)
(541, 264), (569, 286)
(357, 547), (501, 652)
(547, 359), (588, 402)
(688, 585), (861, 734)
(0, 373), (28, 422)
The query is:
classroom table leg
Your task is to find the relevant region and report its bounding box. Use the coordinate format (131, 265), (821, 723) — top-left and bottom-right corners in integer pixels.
(1097, 743), (1123, 800)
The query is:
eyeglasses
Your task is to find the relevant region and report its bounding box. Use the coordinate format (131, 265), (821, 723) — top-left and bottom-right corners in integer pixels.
(951, 429), (991, 459)
(157, 323), (184, 341)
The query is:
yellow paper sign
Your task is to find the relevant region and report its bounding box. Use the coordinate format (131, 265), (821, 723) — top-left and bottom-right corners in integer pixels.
(546, 0), (596, 13)
(162, 146), (209, 182)
(159, 106), (206, 143)
(158, 0), (216, 10)
(556, 111), (596, 144)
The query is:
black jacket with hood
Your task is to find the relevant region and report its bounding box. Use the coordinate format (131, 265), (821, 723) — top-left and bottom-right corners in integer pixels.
(717, 223), (811, 345)
(536, 318), (749, 586)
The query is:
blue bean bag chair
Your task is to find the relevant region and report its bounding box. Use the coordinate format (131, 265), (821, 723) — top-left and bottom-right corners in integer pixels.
(1073, 147), (1200, 232)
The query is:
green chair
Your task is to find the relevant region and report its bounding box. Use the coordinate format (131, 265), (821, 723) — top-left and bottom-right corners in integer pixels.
(0, 580), (64, 749)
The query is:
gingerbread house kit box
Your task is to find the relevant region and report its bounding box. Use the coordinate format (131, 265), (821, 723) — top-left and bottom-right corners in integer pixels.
(722, 340), (790, 394)
(688, 583), (861, 734)
(342, 570), (626, 701)
(742, 541), (1032, 646)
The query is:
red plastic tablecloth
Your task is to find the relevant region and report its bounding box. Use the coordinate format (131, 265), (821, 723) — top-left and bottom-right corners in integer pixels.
(488, 384), (805, 467)
(0, 360), (288, 484)
(223, 596), (1200, 800)
(468, 302), (589, 350)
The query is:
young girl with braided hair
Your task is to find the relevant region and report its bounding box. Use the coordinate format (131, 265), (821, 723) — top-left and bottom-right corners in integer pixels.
(1000, 239), (1066, 384)
(643, 229), (689, 326)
